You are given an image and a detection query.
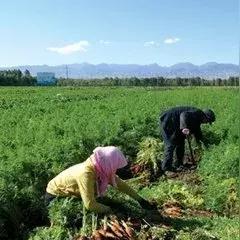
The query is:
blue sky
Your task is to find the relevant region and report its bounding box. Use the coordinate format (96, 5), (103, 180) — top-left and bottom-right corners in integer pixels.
(0, 0), (238, 66)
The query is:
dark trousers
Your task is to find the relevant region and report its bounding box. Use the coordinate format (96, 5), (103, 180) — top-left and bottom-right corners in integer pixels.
(45, 192), (57, 206)
(161, 129), (185, 171)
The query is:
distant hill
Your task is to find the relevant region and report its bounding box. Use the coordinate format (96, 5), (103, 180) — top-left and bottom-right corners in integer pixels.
(1, 62), (239, 79)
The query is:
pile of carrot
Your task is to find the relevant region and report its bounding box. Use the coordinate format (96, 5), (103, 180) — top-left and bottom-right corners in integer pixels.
(76, 218), (137, 240)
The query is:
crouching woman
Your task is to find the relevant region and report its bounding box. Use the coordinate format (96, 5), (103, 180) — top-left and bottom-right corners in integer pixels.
(45, 146), (154, 214)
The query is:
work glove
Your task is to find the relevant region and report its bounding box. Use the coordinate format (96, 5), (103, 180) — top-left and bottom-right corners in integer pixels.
(139, 198), (158, 210)
(182, 128), (190, 135)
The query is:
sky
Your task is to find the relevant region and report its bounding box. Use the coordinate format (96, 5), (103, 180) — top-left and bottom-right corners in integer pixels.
(0, 0), (238, 67)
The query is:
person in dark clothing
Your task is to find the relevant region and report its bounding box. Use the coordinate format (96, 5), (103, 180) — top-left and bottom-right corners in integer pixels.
(159, 106), (215, 172)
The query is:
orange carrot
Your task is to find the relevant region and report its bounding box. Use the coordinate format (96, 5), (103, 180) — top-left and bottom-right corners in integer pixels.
(110, 221), (126, 234)
(107, 223), (123, 238)
(121, 220), (134, 238)
(92, 230), (103, 240)
(98, 229), (107, 237)
(105, 232), (116, 238)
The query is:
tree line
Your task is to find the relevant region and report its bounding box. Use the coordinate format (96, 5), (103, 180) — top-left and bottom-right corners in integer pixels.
(57, 76), (239, 87)
(0, 69), (37, 86)
(0, 70), (238, 87)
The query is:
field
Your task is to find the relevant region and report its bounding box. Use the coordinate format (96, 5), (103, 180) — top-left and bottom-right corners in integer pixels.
(0, 86), (239, 240)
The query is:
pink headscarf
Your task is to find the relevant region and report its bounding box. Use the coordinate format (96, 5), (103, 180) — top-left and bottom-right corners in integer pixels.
(91, 146), (127, 197)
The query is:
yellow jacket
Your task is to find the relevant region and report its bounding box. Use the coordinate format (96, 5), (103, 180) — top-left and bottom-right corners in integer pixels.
(46, 157), (141, 213)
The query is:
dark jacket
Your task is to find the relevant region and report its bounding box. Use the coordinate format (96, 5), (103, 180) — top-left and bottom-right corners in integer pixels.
(160, 106), (205, 144)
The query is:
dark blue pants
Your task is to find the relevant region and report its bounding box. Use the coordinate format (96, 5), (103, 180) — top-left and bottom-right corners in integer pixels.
(161, 128), (185, 171)
(45, 192), (57, 206)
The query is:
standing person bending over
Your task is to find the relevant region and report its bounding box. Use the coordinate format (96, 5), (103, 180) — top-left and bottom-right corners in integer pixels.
(46, 146), (155, 213)
(159, 106), (215, 173)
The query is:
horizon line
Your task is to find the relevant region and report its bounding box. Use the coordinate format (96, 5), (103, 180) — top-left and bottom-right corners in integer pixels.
(0, 61), (239, 68)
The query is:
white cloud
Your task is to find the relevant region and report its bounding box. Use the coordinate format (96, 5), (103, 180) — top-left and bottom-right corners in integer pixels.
(99, 40), (111, 45)
(144, 41), (160, 47)
(47, 41), (90, 55)
(164, 38), (180, 44)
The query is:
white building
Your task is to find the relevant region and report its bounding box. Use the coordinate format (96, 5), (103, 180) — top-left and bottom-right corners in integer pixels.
(37, 72), (56, 85)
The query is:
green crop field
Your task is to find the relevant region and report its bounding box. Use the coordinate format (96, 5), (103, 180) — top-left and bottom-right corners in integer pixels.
(0, 86), (239, 240)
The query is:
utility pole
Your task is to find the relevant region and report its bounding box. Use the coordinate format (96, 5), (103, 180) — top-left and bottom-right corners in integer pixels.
(66, 65), (69, 80)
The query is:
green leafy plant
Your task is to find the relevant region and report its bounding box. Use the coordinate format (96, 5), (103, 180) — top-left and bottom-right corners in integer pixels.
(48, 198), (84, 228)
(140, 180), (204, 209)
(199, 142), (239, 214)
(135, 137), (164, 176)
(0, 87), (238, 239)
(28, 226), (70, 240)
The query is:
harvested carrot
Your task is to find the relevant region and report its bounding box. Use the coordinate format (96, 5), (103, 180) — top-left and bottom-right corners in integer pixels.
(93, 236), (102, 240)
(107, 223), (123, 238)
(164, 206), (181, 217)
(103, 216), (108, 231)
(98, 229), (107, 237)
(92, 230), (103, 240)
(110, 220), (126, 235)
(121, 220), (128, 230)
(77, 236), (89, 240)
(121, 220), (134, 237)
(105, 231), (116, 238)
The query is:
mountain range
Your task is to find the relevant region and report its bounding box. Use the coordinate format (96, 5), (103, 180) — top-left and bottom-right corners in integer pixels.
(1, 62), (239, 79)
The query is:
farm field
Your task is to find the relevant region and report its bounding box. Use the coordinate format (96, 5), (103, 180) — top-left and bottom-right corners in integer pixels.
(0, 86), (239, 240)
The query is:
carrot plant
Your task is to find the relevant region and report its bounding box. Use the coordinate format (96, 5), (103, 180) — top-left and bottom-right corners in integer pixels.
(0, 86), (238, 239)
